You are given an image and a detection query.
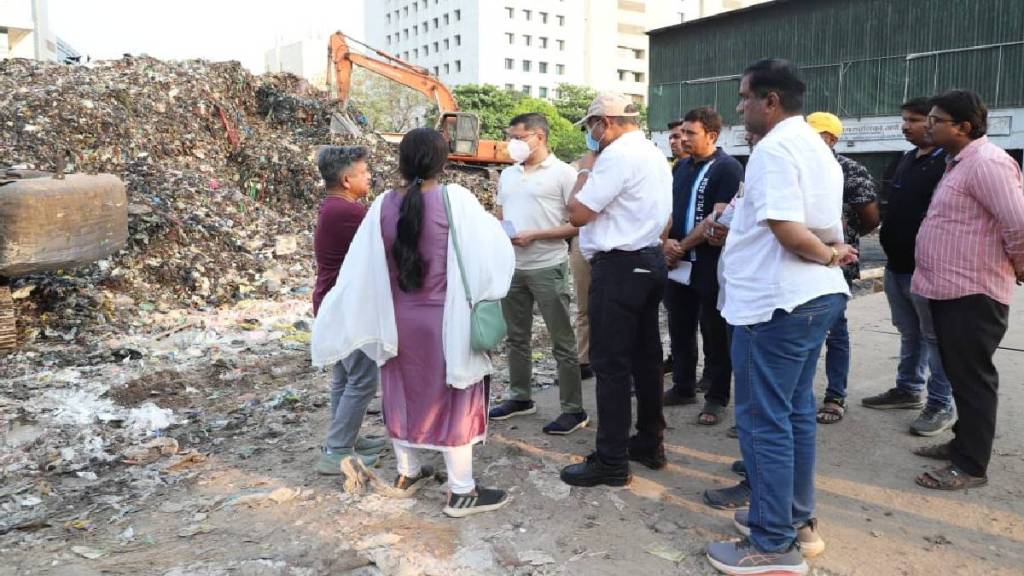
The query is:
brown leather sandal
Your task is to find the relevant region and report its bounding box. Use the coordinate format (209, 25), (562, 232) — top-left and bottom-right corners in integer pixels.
(915, 464), (988, 491)
(912, 442), (953, 461)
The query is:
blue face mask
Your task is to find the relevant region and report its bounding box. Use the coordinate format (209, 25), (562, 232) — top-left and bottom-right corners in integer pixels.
(585, 126), (602, 151)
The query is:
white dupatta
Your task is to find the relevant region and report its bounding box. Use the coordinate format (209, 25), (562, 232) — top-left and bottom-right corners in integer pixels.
(311, 183), (514, 389)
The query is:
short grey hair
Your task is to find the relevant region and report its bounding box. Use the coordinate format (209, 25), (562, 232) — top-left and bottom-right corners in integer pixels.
(317, 145), (369, 188)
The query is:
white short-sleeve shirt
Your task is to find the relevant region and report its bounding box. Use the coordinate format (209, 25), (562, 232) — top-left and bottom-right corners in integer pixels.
(721, 116), (850, 326)
(576, 130), (673, 260)
(497, 154), (577, 270)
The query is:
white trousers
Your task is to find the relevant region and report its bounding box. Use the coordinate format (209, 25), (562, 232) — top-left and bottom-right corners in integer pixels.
(392, 441), (475, 495)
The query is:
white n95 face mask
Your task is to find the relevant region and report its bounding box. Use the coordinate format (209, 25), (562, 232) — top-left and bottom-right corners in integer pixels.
(507, 138), (531, 163)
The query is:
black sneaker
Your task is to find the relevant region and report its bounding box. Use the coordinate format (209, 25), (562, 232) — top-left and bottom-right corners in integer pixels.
(543, 411), (589, 435)
(442, 486), (510, 518)
(488, 399), (537, 420)
(663, 387), (698, 407)
(580, 363), (595, 380)
(560, 452), (631, 487)
(628, 443), (667, 470)
(731, 459), (746, 477)
(703, 479), (751, 510)
(391, 465), (435, 498)
(861, 387), (925, 410)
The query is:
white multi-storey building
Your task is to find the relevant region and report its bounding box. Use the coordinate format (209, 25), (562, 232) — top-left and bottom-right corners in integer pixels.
(362, 0), (768, 103)
(0, 0), (58, 61)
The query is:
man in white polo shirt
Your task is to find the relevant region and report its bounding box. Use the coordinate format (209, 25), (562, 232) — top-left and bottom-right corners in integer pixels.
(704, 59), (858, 576)
(490, 112), (588, 435)
(559, 93), (672, 487)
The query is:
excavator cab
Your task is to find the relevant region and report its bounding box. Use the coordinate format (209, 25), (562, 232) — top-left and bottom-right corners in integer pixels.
(438, 112), (480, 156)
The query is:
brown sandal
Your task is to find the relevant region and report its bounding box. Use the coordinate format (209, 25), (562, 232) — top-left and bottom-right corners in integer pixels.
(912, 442), (953, 461)
(816, 400), (845, 424)
(915, 464), (988, 491)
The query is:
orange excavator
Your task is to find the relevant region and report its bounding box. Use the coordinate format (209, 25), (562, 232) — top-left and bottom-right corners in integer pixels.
(328, 31), (511, 165)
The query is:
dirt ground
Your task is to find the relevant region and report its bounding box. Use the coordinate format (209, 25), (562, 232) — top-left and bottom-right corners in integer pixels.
(2, 278), (1023, 576)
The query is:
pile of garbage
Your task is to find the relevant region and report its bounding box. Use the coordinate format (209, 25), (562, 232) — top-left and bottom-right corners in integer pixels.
(0, 56), (496, 344)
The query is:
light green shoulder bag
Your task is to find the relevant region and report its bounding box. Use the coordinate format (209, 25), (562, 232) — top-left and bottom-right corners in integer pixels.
(442, 185), (507, 352)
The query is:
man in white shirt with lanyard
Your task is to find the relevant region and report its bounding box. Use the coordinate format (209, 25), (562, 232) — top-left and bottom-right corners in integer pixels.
(704, 59), (857, 575)
(559, 93), (673, 487)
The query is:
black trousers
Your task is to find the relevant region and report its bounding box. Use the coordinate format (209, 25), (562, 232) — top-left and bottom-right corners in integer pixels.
(931, 295), (1009, 477)
(664, 268), (732, 407)
(589, 248), (667, 466)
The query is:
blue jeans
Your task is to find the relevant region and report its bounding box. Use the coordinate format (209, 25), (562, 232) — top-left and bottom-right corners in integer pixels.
(824, 301), (850, 400)
(883, 269), (953, 410)
(733, 293), (845, 553)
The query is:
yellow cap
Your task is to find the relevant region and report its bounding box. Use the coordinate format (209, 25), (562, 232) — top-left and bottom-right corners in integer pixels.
(806, 112), (843, 138)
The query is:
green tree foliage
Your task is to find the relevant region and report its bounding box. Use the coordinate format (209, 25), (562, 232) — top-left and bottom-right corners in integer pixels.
(553, 83), (598, 125)
(508, 98), (587, 161)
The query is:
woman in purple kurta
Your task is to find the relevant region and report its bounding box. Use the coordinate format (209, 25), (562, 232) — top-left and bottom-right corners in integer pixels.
(377, 128), (509, 518)
(379, 185), (487, 448)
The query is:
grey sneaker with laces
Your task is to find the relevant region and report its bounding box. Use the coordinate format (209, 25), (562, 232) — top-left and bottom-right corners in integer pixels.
(733, 509), (825, 558)
(706, 538), (808, 575)
(910, 405), (957, 437)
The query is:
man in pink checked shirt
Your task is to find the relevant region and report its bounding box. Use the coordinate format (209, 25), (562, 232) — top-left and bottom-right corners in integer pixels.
(911, 90), (1024, 491)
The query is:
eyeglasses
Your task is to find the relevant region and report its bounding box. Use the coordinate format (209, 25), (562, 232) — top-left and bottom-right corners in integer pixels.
(505, 131), (539, 142)
(926, 115), (957, 126)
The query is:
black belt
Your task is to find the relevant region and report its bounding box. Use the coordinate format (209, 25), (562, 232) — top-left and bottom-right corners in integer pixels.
(590, 246), (660, 265)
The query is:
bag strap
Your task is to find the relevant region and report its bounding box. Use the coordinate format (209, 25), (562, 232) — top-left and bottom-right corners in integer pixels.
(442, 185), (474, 305)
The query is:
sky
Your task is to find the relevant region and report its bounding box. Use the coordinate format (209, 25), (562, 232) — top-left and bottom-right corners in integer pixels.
(48, 0), (367, 72)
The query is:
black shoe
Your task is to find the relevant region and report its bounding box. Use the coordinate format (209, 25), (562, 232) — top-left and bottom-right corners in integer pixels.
(628, 440), (667, 470)
(488, 399), (536, 420)
(696, 376), (712, 393)
(861, 387), (926, 410)
(442, 486), (510, 518)
(560, 452), (631, 487)
(663, 355), (673, 374)
(703, 479), (751, 510)
(543, 411), (589, 435)
(730, 460), (746, 477)
(663, 387), (698, 407)
(580, 363), (594, 380)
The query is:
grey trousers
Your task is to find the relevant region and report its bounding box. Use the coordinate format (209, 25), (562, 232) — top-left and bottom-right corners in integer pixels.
(324, 350), (379, 452)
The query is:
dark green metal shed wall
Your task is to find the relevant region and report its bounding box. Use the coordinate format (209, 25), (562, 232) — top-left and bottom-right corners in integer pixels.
(648, 0), (1024, 128)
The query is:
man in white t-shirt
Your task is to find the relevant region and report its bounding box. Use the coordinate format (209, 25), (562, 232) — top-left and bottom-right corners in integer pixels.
(490, 113), (588, 435)
(703, 59), (858, 576)
(558, 93), (672, 488)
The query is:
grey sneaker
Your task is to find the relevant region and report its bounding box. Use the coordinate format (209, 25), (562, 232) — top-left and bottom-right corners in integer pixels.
(355, 435), (389, 455)
(706, 538), (808, 575)
(861, 387), (925, 410)
(733, 510), (825, 558)
(703, 479), (751, 510)
(315, 448), (378, 475)
(910, 405), (957, 437)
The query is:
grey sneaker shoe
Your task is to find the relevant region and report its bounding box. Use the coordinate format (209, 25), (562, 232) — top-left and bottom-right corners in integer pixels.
(861, 387), (925, 410)
(910, 405), (957, 437)
(706, 538), (808, 575)
(733, 510), (825, 558)
(355, 435), (389, 455)
(315, 448), (379, 475)
(702, 479), (751, 510)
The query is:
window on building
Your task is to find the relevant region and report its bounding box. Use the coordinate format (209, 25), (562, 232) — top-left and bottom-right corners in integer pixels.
(505, 83), (515, 91)
(522, 85), (531, 95)
(444, 13), (449, 24)
(455, 34), (461, 45)
(539, 61), (548, 73)
(445, 63), (450, 74)
(456, 60), (462, 72)
(403, 29), (409, 39)
(413, 24), (418, 35)
(455, 9), (461, 20)
(421, 0), (427, 8)
(386, 35), (391, 44)
(556, 63), (565, 75)
(433, 66), (439, 75)
(505, 7), (514, 18)
(414, 48), (419, 57)
(423, 45), (428, 55)
(506, 33), (514, 44)
(557, 15), (565, 26)
(403, 6), (408, 16)
(539, 86), (548, 98)
(539, 36), (548, 48)
(557, 39), (565, 50)
(635, 72), (645, 82)
(434, 41), (439, 51)
(386, 14), (391, 24)
(540, 12), (548, 23)
(522, 60), (531, 72)
(523, 9), (532, 20)
(423, 21), (428, 32)
(523, 35), (531, 46)
(433, 17), (439, 27)
(444, 38), (450, 49)
(403, 51), (409, 59)
(505, 58), (514, 70)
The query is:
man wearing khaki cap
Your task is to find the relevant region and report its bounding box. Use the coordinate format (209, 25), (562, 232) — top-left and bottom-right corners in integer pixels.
(559, 93), (673, 487)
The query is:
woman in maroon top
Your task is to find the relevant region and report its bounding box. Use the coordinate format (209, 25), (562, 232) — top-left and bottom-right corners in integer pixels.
(311, 146), (388, 475)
